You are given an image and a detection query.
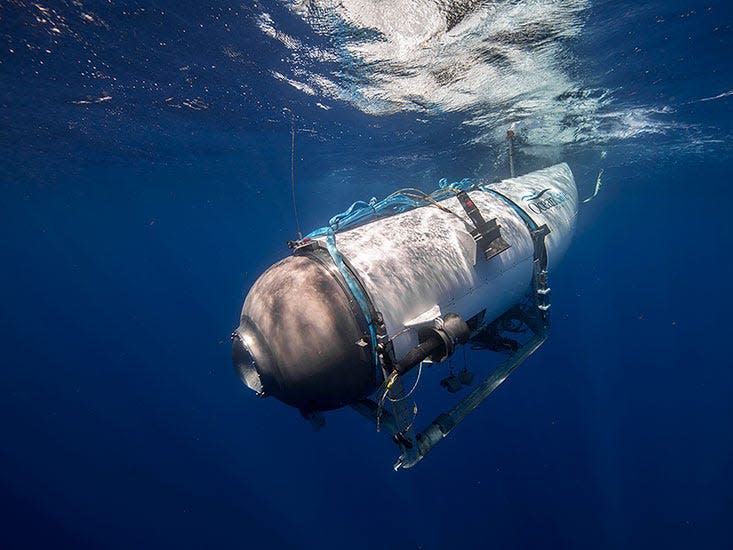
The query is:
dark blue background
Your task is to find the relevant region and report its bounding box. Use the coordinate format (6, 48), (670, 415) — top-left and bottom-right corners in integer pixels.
(2, 1), (731, 548)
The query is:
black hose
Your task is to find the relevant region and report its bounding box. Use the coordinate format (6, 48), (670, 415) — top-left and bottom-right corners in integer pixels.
(392, 314), (470, 376)
(393, 334), (445, 376)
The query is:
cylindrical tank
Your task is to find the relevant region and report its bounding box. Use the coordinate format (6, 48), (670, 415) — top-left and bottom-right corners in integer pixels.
(233, 163), (577, 412)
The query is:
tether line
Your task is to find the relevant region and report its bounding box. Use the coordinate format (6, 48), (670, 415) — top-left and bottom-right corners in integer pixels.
(290, 115), (303, 240)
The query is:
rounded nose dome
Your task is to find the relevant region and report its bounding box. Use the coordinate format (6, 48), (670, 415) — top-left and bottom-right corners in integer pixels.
(232, 252), (377, 412)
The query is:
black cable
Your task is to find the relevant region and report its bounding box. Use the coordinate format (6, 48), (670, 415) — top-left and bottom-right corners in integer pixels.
(290, 115), (303, 240)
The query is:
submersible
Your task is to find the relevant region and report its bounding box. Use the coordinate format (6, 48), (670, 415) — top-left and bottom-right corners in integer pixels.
(232, 163), (578, 468)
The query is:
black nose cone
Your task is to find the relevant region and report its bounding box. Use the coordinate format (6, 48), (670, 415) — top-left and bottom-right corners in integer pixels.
(233, 252), (377, 412)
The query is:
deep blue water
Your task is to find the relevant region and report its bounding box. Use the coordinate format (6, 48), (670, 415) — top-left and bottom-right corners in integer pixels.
(2, 1), (732, 548)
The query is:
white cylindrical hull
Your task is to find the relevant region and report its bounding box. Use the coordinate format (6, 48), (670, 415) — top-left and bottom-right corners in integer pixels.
(329, 163), (578, 360)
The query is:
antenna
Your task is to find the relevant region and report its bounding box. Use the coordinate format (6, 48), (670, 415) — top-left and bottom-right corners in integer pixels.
(289, 113), (303, 240)
(506, 129), (516, 178)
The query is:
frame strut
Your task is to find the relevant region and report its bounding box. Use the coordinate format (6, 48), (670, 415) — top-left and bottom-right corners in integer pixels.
(394, 332), (546, 470)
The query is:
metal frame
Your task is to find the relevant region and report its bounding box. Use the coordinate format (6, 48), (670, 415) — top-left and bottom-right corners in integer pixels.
(352, 230), (552, 470)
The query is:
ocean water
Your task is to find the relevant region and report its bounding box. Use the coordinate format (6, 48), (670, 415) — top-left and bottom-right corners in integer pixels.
(1, 1), (732, 548)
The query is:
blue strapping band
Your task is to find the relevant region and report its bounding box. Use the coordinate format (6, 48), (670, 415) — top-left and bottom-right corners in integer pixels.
(324, 229), (380, 368)
(479, 185), (539, 232)
(307, 178), (473, 238)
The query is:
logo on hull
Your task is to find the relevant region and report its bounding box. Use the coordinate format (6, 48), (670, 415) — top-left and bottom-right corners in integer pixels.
(521, 187), (570, 214)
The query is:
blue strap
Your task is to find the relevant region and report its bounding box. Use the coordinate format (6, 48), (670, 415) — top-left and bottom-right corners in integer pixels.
(328, 198), (377, 230)
(323, 230), (380, 368)
(479, 185), (539, 231)
(307, 178), (474, 238)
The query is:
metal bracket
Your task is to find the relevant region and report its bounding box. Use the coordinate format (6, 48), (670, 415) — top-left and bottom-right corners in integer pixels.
(456, 191), (511, 260)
